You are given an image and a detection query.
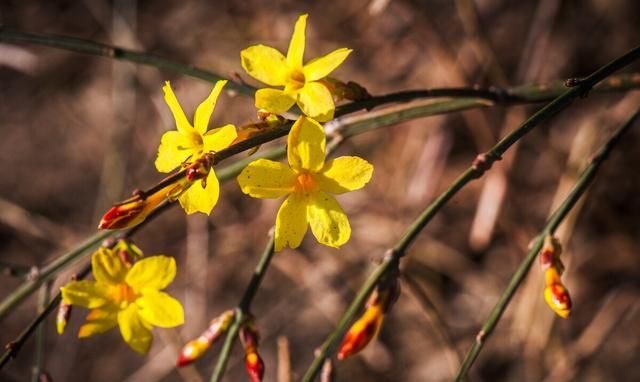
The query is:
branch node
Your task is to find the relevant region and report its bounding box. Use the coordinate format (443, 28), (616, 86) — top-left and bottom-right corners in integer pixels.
(27, 266), (40, 281)
(475, 330), (486, 345)
(472, 153), (501, 176)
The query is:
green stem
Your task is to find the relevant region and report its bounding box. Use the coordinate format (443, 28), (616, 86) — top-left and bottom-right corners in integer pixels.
(301, 45), (640, 381)
(0, 264), (93, 369)
(0, 28), (255, 96)
(454, 107), (640, 381)
(30, 282), (51, 382)
(0, 230), (112, 322)
(210, 236), (275, 382)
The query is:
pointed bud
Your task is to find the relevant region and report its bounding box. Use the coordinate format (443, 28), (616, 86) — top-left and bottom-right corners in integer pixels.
(337, 304), (384, 360)
(176, 310), (235, 367)
(539, 235), (563, 272)
(56, 301), (72, 335)
(240, 320), (264, 382)
(98, 177), (189, 230)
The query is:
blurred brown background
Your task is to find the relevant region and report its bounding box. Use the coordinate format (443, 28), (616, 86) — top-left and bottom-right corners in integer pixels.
(1, 0), (640, 381)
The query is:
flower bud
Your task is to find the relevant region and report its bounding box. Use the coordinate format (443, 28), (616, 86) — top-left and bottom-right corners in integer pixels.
(240, 320), (264, 382)
(337, 304), (384, 360)
(320, 357), (335, 382)
(176, 310), (235, 367)
(56, 301), (72, 335)
(539, 235), (563, 272)
(185, 153), (215, 184)
(544, 279), (572, 319)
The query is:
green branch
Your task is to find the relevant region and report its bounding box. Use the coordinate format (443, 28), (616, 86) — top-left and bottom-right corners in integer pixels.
(301, 44), (640, 381)
(210, 236), (275, 382)
(0, 28), (255, 96)
(454, 107), (640, 381)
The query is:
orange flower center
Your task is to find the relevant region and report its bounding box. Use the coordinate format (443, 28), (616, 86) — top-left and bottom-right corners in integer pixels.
(112, 283), (138, 309)
(294, 172), (318, 195)
(288, 69), (306, 90)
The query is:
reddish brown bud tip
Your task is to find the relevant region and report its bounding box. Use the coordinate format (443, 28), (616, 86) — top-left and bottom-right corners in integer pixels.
(337, 304), (384, 360)
(544, 282), (572, 318)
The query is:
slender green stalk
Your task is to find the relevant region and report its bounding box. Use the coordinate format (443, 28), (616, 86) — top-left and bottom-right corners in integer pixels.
(301, 45), (640, 381)
(0, 29), (255, 96)
(454, 107), (640, 381)
(210, 236), (275, 382)
(30, 282), (51, 382)
(0, 230), (112, 321)
(0, 264), (93, 369)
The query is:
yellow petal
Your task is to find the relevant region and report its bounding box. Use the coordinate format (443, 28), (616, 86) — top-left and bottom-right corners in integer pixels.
(288, 116), (326, 172)
(255, 88), (296, 114)
(61, 280), (109, 309)
(92, 247), (126, 285)
(241, 45), (289, 86)
(125, 255), (177, 293)
(177, 170), (220, 215)
(163, 81), (193, 135)
(275, 193), (309, 251)
(303, 48), (352, 82)
(307, 192), (351, 248)
(137, 290), (184, 328)
(155, 131), (198, 173)
(78, 308), (118, 338)
(203, 124), (238, 153)
(194, 80), (227, 134)
(298, 82), (335, 122)
(237, 159), (296, 199)
(317, 156), (373, 194)
(286, 14), (308, 68)
(117, 304), (153, 354)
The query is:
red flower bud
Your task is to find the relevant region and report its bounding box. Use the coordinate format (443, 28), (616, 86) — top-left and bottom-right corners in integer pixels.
(176, 310), (235, 367)
(337, 304), (384, 360)
(544, 281), (572, 318)
(240, 320), (264, 382)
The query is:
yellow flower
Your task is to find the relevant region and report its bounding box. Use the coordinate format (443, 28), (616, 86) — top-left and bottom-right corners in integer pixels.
(237, 117), (373, 251)
(156, 80), (238, 215)
(240, 14), (352, 122)
(61, 248), (184, 354)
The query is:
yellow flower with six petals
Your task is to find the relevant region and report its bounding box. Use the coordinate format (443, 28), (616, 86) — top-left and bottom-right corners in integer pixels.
(155, 80), (238, 215)
(61, 248), (184, 354)
(237, 117), (373, 251)
(241, 14), (352, 122)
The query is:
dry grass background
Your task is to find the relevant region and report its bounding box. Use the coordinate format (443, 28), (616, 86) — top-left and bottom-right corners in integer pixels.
(1, 0), (640, 381)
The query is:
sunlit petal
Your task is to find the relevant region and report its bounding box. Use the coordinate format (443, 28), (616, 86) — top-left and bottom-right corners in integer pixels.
(177, 170), (220, 215)
(194, 80), (227, 134)
(241, 45), (289, 86)
(255, 88), (296, 114)
(92, 247), (127, 285)
(287, 116), (326, 172)
(137, 290), (184, 328)
(307, 192), (351, 248)
(125, 255), (177, 293)
(78, 308), (118, 338)
(202, 124), (238, 153)
(118, 304), (153, 354)
(274, 193), (309, 251)
(303, 48), (352, 82)
(297, 82), (335, 122)
(61, 280), (109, 309)
(286, 14), (308, 69)
(163, 81), (193, 135)
(317, 156), (373, 194)
(237, 159), (296, 199)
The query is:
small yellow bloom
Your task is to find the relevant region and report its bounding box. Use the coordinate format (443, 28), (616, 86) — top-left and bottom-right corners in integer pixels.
(61, 248), (184, 354)
(240, 14), (352, 122)
(156, 80), (238, 215)
(237, 117), (373, 251)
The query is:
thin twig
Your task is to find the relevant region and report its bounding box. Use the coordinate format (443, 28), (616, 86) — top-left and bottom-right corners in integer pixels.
(454, 107), (640, 381)
(30, 282), (52, 382)
(0, 264), (92, 369)
(0, 28), (255, 96)
(301, 45), (640, 381)
(210, 235), (275, 382)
